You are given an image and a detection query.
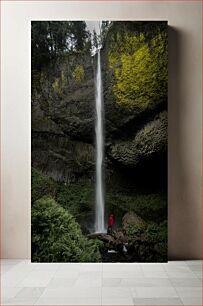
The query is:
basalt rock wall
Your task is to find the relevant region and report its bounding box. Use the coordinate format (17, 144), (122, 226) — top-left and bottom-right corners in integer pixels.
(32, 22), (167, 193)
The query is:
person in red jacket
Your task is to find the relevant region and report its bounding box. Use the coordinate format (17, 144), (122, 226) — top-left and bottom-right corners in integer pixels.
(107, 213), (115, 235)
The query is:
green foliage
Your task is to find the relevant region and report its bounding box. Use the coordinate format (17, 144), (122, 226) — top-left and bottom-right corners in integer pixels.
(124, 223), (146, 243)
(145, 221), (167, 245)
(32, 167), (166, 226)
(31, 21), (91, 70)
(72, 65), (85, 82)
(52, 70), (67, 94)
(108, 31), (167, 109)
(32, 197), (102, 262)
(31, 21), (52, 69)
(106, 192), (167, 224)
(31, 168), (58, 203)
(61, 70), (65, 83)
(124, 221), (167, 262)
(52, 78), (60, 91)
(31, 168), (167, 261)
(109, 33), (145, 67)
(31, 168), (94, 223)
(56, 183), (93, 222)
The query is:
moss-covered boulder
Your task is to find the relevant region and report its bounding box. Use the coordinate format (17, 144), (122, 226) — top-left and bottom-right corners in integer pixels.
(122, 211), (146, 229)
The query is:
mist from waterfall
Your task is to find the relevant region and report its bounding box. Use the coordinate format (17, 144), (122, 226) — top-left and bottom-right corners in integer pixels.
(95, 49), (105, 233)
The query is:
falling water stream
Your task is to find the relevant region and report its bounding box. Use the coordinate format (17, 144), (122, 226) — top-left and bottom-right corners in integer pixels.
(95, 49), (105, 233)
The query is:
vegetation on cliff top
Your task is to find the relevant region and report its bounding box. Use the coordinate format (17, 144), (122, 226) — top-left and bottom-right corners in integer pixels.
(31, 21), (91, 70)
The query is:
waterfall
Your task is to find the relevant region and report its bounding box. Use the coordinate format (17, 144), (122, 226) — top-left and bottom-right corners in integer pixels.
(95, 49), (105, 233)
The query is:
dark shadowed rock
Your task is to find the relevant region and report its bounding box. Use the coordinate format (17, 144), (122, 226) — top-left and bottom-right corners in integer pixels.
(32, 23), (167, 188)
(88, 233), (115, 244)
(107, 112), (167, 167)
(112, 229), (128, 244)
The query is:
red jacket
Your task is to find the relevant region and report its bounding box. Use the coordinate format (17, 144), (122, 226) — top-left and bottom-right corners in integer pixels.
(108, 215), (114, 226)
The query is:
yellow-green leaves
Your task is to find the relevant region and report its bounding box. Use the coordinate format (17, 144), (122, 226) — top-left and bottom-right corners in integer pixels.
(108, 32), (167, 109)
(61, 70), (65, 83)
(72, 65), (85, 82)
(52, 70), (67, 94)
(52, 78), (60, 91)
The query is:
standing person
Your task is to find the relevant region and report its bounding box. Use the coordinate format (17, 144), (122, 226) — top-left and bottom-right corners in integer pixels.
(107, 213), (115, 235)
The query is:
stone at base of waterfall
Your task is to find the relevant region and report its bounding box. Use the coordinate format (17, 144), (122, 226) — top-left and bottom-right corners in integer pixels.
(122, 211), (146, 229)
(88, 233), (115, 244)
(88, 231), (128, 250)
(113, 229), (128, 244)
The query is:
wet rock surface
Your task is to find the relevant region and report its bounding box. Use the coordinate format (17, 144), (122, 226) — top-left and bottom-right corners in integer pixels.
(31, 21), (168, 262)
(32, 22), (167, 191)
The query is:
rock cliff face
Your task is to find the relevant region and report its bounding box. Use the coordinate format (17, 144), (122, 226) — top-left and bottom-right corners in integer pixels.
(32, 22), (167, 192)
(32, 52), (95, 182)
(108, 111), (167, 166)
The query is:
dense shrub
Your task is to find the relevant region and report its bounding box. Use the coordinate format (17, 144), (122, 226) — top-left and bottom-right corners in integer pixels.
(31, 168), (94, 225)
(56, 184), (94, 222)
(32, 197), (102, 262)
(31, 168), (58, 203)
(124, 223), (146, 243)
(124, 221), (167, 262)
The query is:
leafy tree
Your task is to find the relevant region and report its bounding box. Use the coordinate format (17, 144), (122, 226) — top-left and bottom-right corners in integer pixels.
(32, 21), (91, 69)
(71, 21), (89, 50)
(47, 21), (71, 54)
(32, 197), (102, 262)
(100, 21), (111, 45)
(101, 21), (111, 33)
(31, 21), (51, 69)
(92, 29), (99, 49)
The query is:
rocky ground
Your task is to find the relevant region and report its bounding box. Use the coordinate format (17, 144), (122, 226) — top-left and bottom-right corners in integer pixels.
(88, 211), (167, 262)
